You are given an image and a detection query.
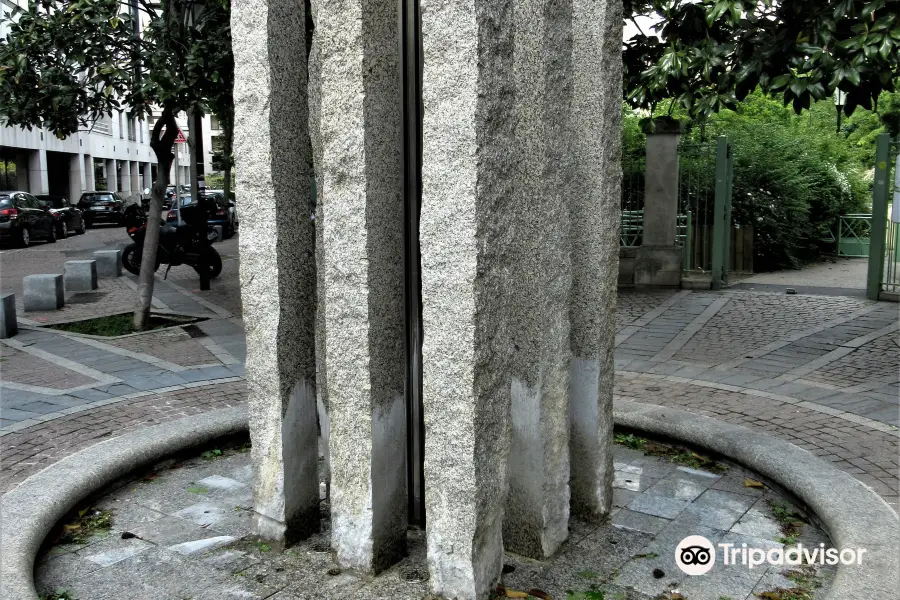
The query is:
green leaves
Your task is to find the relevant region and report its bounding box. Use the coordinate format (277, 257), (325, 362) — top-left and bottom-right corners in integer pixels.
(625, 0), (899, 120)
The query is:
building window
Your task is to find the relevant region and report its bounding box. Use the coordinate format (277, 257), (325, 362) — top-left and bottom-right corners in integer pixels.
(125, 113), (136, 141)
(119, 113), (124, 139)
(210, 115), (221, 131)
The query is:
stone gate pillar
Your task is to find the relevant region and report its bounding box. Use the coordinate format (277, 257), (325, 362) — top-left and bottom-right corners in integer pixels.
(568, 0), (622, 522)
(309, 0), (408, 574)
(420, 0), (516, 596)
(635, 118), (683, 286)
(232, 0), (320, 543)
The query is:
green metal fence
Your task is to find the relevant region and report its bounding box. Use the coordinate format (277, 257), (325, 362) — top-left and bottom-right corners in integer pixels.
(867, 134), (900, 300)
(836, 214), (872, 257)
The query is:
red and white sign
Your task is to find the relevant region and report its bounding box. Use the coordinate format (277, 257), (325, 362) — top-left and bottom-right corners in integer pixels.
(174, 128), (187, 144)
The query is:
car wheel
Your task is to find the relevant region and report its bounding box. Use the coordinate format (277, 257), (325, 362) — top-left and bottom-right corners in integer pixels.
(19, 227), (30, 248)
(47, 224), (57, 243)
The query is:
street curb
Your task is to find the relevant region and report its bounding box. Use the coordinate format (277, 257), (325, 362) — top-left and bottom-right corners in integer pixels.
(616, 399), (900, 600)
(1, 403), (896, 599)
(0, 406), (247, 600)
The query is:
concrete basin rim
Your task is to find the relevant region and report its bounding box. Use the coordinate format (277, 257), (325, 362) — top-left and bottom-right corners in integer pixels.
(1, 402), (896, 600)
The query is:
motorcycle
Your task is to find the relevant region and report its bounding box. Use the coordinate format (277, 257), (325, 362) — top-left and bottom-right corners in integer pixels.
(121, 202), (222, 279)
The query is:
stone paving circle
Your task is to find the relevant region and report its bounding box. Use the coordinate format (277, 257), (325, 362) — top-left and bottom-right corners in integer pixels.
(34, 437), (836, 600)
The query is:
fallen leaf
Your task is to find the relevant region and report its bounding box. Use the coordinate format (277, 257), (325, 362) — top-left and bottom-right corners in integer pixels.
(632, 552), (659, 559)
(744, 478), (765, 488)
(505, 590), (529, 599)
(528, 589), (551, 599)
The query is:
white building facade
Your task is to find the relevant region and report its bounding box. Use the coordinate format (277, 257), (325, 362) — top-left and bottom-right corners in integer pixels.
(0, 0), (159, 201)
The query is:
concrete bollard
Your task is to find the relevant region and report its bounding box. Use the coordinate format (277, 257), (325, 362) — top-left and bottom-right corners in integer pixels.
(64, 260), (99, 292)
(93, 250), (123, 278)
(23, 274), (65, 311)
(0, 293), (17, 338)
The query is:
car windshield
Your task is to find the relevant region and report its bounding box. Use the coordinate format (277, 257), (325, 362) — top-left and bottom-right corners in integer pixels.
(178, 196), (194, 207)
(82, 194), (116, 204)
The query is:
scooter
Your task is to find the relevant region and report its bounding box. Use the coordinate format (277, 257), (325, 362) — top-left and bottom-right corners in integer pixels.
(121, 203), (222, 279)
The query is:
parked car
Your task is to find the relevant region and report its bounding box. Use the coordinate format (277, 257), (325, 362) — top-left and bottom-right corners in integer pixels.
(208, 189), (238, 229)
(35, 194), (87, 238)
(166, 192), (236, 239)
(0, 190), (57, 247)
(77, 191), (128, 227)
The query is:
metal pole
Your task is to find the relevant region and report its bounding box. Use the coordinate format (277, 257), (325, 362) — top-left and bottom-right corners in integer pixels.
(402, 0), (425, 526)
(867, 134), (891, 300)
(710, 136), (728, 289)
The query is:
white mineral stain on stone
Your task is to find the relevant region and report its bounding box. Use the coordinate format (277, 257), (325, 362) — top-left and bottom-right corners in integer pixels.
(84, 540), (152, 566)
(174, 502), (228, 527)
(197, 475), (247, 491)
(167, 536), (237, 555)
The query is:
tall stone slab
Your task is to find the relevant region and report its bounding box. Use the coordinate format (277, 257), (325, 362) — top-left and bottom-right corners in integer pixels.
(309, 0), (407, 574)
(567, 0), (621, 522)
(503, 0), (573, 560)
(232, 0), (319, 543)
(420, 0), (515, 597)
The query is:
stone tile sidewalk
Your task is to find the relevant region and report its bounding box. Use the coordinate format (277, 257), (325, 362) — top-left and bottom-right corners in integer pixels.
(2, 272), (897, 517)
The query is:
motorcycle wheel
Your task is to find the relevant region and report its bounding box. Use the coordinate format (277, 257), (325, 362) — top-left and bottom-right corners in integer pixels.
(193, 247), (223, 279)
(122, 243), (161, 276)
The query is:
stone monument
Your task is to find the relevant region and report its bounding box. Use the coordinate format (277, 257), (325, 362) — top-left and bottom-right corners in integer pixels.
(233, 0), (621, 597)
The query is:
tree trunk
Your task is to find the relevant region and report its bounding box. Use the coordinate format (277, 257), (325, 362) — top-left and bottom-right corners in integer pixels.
(134, 108), (179, 331)
(187, 108), (201, 207)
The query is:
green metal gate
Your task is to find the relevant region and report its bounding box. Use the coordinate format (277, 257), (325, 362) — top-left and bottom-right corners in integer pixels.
(678, 136), (734, 289)
(868, 133), (900, 301)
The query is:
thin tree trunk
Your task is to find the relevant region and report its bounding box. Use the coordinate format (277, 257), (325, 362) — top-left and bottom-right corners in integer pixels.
(187, 108), (201, 207)
(135, 109), (178, 331)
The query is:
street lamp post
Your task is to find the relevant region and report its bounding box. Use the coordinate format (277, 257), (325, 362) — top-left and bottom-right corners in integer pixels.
(834, 89), (846, 134)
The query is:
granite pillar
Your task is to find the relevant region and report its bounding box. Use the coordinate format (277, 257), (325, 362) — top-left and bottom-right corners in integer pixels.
(503, 0), (573, 560)
(567, 0), (621, 523)
(232, 0), (319, 543)
(84, 155), (95, 191)
(309, 0), (407, 574)
(635, 120), (683, 286)
(420, 0), (515, 596)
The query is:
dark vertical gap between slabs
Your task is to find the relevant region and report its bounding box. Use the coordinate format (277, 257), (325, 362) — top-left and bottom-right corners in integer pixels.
(402, 0), (425, 527)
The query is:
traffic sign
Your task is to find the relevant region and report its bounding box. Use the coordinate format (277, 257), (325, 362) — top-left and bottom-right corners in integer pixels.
(174, 129), (187, 144)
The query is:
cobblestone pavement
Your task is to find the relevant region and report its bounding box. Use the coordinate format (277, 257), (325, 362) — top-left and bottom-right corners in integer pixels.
(1, 248), (897, 513)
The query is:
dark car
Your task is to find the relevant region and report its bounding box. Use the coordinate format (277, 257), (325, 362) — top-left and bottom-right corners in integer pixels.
(0, 191), (57, 247)
(35, 194), (87, 238)
(166, 192), (236, 239)
(77, 191), (128, 227)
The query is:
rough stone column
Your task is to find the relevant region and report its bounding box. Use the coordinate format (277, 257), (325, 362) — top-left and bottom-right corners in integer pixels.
(28, 149), (48, 195)
(503, 0), (573, 560)
(308, 0), (407, 574)
(130, 160), (140, 196)
(420, 0), (515, 597)
(232, 0), (319, 543)
(567, 0), (621, 523)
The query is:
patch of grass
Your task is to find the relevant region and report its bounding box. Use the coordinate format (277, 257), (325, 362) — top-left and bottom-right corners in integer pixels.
(614, 433), (648, 450)
(576, 570), (601, 580)
(566, 589), (606, 600)
(201, 448), (224, 460)
(768, 500), (808, 543)
(58, 508), (112, 545)
(257, 541), (272, 552)
(39, 590), (78, 600)
(614, 432), (727, 473)
(757, 565), (821, 600)
(187, 486), (209, 494)
(46, 312), (203, 337)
